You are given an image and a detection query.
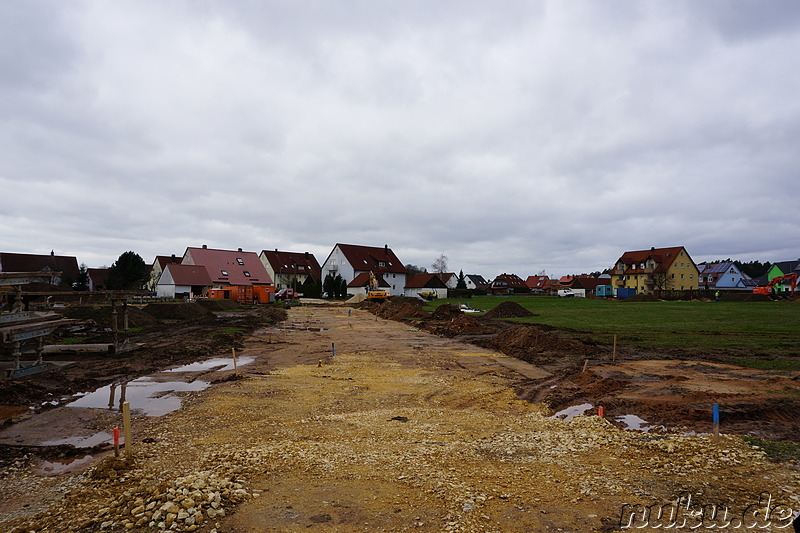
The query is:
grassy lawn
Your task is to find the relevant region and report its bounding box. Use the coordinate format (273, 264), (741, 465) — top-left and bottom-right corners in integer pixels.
(425, 296), (800, 359)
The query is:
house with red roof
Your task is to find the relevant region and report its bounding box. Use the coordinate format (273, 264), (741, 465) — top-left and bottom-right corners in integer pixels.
(488, 273), (529, 295)
(148, 255), (181, 291)
(525, 275), (552, 293)
(87, 268), (110, 291)
(405, 273), (448, 299)
(181, 246), (273, 303)
(321, 244), (406, 296)
(0, 251), (79, 287)
(434, 272), (458, 290)
(156, 264), (213, 299)
(347, 272), (391, 297)
(609, 246), (699, 294)
(259, 250), (321, 290)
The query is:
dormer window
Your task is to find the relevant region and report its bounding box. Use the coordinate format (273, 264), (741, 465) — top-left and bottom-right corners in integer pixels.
(378, 261), (386, 267)
(236, 258), (244, 265)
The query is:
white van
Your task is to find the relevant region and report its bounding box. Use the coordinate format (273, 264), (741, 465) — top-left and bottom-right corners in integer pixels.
(557, 289), (574, 298)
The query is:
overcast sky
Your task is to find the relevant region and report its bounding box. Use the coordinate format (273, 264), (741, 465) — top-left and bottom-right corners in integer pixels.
(2, 1), (799, 278)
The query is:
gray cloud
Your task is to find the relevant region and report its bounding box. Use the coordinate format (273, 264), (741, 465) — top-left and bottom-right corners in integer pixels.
(1, 1), (798, 277)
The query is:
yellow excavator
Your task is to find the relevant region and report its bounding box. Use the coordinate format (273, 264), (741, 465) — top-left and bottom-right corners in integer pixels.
(367, 272), (391, 302)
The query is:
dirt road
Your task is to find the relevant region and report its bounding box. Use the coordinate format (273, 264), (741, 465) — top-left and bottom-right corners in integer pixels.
(1, 305), (799, 532)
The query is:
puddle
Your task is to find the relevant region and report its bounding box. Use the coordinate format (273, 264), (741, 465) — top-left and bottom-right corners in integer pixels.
(164, 356), (255, 373)
(552, 403), (593, 421)
(36, 454), (97, 475)
(66, 377), (210, 417)
(614, 414), (665, 432)
(40, 431), (115, 448)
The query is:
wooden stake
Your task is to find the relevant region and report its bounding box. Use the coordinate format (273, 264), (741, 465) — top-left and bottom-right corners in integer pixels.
(122, 401), (133, 459)
(612, 334), (617, 362)
(582, 359), (589, 373)
(713, 404), (720, 440)
(232, 347), (238, 374)
(113, 427), (120, 458)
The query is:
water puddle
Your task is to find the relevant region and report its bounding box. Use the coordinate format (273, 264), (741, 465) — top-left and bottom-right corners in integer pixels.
(552, 403), (593, 421)
(40, 431), (115, 448)
(36, 454), (97, 475)
(66, 378), (210, 417)
(164, 356), (255, 373)
(615, 414), (665, 432)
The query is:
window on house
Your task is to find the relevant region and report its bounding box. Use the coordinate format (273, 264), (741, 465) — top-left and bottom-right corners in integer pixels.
(690, 275), (693, 280)
(378, 261), (385, 267)
(244, 271), (250, 277)
(236, 258), (244, 265)
(681, 274), (685, 280)
(221, 270), (228, 276)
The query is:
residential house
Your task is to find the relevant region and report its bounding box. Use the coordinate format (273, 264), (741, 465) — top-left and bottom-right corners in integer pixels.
(489, 273), (529, 295)
(148, 255), (181, 292)
(320, 244), (407, 297)
(697, 262), (752, 291)
(182, 246), (272, 287)
(525, 275), (552, 293)
(259, 250), (321, 290)
(572, 276), (613, 297)
(87, 268), (110, 291)
(434, 272), (458, 290)
(0, 251), (79, 287)
(405, 273), (449, 299)
(347, 272), (391, 298)
(765, 260), (800, 293)
(464, 274), (489, 290)
(156, 264), (213, 299)
(610, 246), (699, 294)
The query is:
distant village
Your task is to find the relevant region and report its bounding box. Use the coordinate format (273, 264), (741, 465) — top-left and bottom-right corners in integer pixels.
(1, 244), (798, 304)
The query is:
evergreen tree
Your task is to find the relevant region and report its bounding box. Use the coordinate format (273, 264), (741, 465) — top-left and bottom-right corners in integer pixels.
(456, 269), (467, 289)
(106, 251), (149, 290)
(323, 273), (336, 298)
(74, 263), (89, 291)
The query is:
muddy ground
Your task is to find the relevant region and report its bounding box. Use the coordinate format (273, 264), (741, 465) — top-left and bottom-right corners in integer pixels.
(0, 303), (798, 533)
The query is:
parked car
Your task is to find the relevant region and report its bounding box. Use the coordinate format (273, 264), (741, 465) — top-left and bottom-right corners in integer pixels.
(275, 288), (298, 300)
(557, 289), (575, 298)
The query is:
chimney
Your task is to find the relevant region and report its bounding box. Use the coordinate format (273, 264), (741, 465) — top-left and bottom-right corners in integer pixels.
(304, 252), (309, 260)
(51, 250), (55, 256)
(202, 244), (207, 249)
(238, 248), (243, 252)
(384, 244), (388, 255)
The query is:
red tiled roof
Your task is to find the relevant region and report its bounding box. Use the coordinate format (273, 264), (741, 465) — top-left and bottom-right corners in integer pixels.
(612, 246), (693, 275)
(261, 250), (321, 281)
(491, 273), (528, 288)
(347, 272), (390, 288)
(0, 252), (80, 282)
(163, 264), (213, 286)
(406, 274), (448, 289)
(87, 268), (110, 285)
(572, 277), (612, 290)
(525, 276), (551, 289)
(434, 272), (455, 284)
(336, 244), (406, 274)
(155, 255), (181, 269)
(183, 247), (272, 286)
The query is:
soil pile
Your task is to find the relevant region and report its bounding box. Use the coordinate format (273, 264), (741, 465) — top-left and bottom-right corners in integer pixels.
(62, 305), (158, 328)
(426, 314), (491, 337)
(196, 299), (242, 311)
(375, 299), (431, 320)
(430, 303), (462, 320)
(483, 325), (596, 363)
(483, 301), (536, 319)
(143, 302), (214, 321)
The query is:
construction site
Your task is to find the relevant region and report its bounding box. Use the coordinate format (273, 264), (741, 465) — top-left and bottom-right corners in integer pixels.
(1, 290), (799, 531)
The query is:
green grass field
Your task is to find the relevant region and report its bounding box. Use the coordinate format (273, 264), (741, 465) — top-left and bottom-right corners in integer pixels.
(425, 296), (800, 364)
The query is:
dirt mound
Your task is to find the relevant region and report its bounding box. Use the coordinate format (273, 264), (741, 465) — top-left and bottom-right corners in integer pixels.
(431, 303), (462, 320)
(143, 302), (214, 321)
(375, 299), (431, 321)
(62, 305), (159, 328)
(483, 301), (536, 319)
(196, 299), (242, 311)
(425, 314), (491, 337)
(483, 325), (596, 363)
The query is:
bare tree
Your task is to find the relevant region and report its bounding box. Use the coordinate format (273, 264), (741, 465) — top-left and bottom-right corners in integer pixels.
(431, 253), (448, 274)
